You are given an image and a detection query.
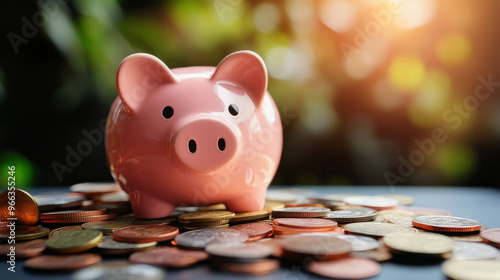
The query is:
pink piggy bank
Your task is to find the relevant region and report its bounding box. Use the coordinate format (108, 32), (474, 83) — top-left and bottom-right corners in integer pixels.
(105, 51), (283, 218)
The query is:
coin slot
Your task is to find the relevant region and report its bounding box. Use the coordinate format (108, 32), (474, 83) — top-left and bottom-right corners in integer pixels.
(188, 140), (197, 153)
(218, 138), (225, 151)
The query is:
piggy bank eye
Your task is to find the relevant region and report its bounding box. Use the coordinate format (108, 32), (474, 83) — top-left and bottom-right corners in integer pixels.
(162, 106), (174, 119)
(228, 104), (239, 116)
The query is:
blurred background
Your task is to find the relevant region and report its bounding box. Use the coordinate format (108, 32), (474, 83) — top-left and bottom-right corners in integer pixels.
(1, 0), (500, 188)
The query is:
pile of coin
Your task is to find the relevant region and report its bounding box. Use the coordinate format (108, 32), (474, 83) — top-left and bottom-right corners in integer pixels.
(1, 185), (500, 279)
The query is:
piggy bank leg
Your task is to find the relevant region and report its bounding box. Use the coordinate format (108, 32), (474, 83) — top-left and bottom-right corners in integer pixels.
(129, 191), (175, 219)
(224, 187), (267, 212)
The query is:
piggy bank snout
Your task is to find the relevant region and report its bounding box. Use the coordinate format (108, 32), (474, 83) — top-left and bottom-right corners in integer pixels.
(173, 119), (239, 172)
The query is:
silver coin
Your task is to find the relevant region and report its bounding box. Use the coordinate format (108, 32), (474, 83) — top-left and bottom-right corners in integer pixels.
(344, 196), (399, 208)
(307, 194), (359, 203)
(72, 262), (165, 280)
(412, 216), (482, 231)
(334, 235), (380, 251)
(174, 229), (248, 249)
(325, 208), (377, 222)
(452, 241), (500, 260)
(97, 236), (157, 250)
(266, 190), (302, 202)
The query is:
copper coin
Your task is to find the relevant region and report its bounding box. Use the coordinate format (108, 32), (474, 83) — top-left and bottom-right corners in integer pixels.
(113, 225), (179, 243)
(132, 217), (176, 226)
(178, 211), (235, 224)
(174, 228), (248, 250)
(0, 239), (46, 258)
(274, 218), (337, 230)
(307, 257), (382, 279)
(40, 213), (118, 224)
(25, 253), (101, 271)
(274, 229), (345, 239)
(0, 189), (39, 225)
(481, 228), (500, 247)
(206, 242), (274, 261)
(280, 235), (351, 260)
(69, 182), (120, 196)
(273, 224), (337, 236)
(0, 226), (50, 241)
(230, 210), (270, 223)
(398, 206), (451, 216)
(212, 258), (280, 275)
(412, 216), (482, 232)
(40, 209), (106, 220)
(272, 207), (330, 218)
(230, 223), (273, 241)
(344, 195), (399, 210)
(48, 225), (83, 238)
(130, 246), (208, 268)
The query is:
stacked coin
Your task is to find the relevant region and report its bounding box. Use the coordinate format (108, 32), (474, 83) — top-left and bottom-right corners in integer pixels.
(1, 186), (500, 279)
(177, 211), (235, 231)
(272, 218), (341, 236)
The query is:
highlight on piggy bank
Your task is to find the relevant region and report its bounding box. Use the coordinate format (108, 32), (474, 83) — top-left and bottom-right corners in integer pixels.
(105, 51), (283, 218)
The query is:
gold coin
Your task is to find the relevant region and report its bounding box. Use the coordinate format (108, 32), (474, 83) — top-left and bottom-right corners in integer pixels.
(178, 224), (230, 231)
(263, 201), (285, 211)
(343, 222), (418, 237)
(178, 211), (235, 224)
(0, 226), (50, 241)
(48, 225), (83, 238)
(230, 210), (270, 223)
(0, 189), (39, 226)
(377, 194), (415, 205)
(198, 204), (227, 211)
(376, 209), (417, 220)
(442, 259), (500, 280)
(46, 229), (103, 253)
(383, 232), (454, 257)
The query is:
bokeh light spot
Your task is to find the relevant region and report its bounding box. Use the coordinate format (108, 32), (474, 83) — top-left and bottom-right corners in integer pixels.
(253, 3), (280, 33)
(319, 0), (358, 33)
(388, 54), (426, 91)
(436, 33), (472, 65)
(300, 98), (337, 135)
(0, 150), (34, 189)
(408, 70), (452, 127)
(394, 0), (437, 30)
(436, 145), (475, 181)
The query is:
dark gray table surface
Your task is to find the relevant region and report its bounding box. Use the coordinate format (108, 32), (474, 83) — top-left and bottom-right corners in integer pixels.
(1, 185), (499, 280)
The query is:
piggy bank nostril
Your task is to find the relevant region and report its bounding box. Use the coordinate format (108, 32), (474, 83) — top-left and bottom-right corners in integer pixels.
(188, 139), (197, 153)
(218, 138), (226, 151)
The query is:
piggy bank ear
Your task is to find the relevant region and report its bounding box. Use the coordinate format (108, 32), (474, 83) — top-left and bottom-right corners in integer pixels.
(211, 51), (268, 108)
(116, 53), (178, 114)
